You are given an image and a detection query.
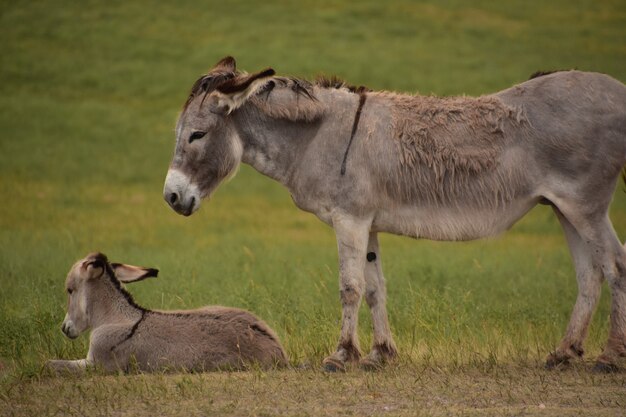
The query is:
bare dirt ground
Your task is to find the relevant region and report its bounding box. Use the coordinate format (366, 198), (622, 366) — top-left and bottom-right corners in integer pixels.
(2, 363), (624, 417)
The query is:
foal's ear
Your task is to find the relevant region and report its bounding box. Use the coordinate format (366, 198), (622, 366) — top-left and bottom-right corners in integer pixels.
(111, 263), (159, 284)
(84, 252), (108, 279)
(210, 68), (275, 115)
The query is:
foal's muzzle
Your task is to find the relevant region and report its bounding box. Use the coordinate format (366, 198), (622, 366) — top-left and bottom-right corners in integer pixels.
(61, 321), (79, 339)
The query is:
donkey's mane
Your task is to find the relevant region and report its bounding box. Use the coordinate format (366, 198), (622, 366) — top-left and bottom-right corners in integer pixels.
(528, 69), (575, 80)
(88, 253), (148, 313)
(250, 75), (367, 122)
(184, 69), (239, 111)
(184, 67), (374, 123)
(184, 70), (369, 120)
(97, 254), (227, 319)
(104, 262), (149, 313)
(313, 75), (370, 94)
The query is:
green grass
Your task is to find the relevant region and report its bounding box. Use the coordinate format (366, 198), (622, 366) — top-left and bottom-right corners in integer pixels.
(1, 0), (626, 415)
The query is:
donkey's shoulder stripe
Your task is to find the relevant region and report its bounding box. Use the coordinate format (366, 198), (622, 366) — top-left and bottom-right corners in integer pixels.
(110, 310), (147, 352)
(340, 92), (367, 176)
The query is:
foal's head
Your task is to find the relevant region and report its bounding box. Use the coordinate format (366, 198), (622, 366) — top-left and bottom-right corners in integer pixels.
(61, 253), (158, 338)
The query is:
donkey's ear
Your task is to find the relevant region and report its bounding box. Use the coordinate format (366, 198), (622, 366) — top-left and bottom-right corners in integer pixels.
(111, 263), (159, 284)
(210, 68), (275, 115)
(84, 252), (108, 280)
(212, 56), (237, 72)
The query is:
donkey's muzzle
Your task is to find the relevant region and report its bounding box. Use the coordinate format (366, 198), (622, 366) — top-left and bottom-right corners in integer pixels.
(163, 169), (201, 216)
(165, 193), (196, 216)
(61, 321), (78, 339)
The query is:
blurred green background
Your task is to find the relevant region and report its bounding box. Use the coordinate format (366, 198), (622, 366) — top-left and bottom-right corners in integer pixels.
(1, 0), (625, 378)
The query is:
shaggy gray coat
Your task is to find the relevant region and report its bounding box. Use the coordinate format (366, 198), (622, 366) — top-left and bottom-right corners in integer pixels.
(164, 57), (626, 372)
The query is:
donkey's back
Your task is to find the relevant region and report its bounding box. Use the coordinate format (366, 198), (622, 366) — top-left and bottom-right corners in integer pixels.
(367, 71), (626, 241)
(92, 306), (288, 371)
(497, 70), (626, 214)
(498, 70), (626, 161)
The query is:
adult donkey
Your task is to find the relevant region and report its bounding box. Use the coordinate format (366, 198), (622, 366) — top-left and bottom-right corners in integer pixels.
(163, 56), (626, 372)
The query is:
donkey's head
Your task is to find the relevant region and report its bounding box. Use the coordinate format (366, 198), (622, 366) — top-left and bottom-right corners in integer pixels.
(163, 56), (275, 216)
(61, 253), (158, 338)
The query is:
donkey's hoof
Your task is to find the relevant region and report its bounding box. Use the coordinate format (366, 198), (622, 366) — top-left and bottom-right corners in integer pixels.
(592, 361), (620, 373)
(359, 357), (383, 372)
(545, 351), (575, 370)
(359, 347), (395, 371)
(545, 358), (569, 370)
(322, 357), (346, 373)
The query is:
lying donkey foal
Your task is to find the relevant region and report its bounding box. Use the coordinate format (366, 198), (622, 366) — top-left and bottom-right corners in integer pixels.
(47, 252), (288, 373)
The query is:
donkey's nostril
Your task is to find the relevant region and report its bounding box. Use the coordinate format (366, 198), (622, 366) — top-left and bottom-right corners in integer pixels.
(169, 192), (178, 204)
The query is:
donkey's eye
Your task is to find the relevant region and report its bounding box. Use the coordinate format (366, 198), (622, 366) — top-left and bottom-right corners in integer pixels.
(189, 131), (207, 143)
(67, 288), (73, 295)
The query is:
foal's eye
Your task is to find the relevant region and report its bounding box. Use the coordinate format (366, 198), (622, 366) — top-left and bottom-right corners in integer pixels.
(67, 288), (73, 295)
(189, 131), (207, 143)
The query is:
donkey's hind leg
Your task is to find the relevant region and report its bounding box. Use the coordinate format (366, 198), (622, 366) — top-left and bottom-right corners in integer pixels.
(556, 206), (626, 371)
(546, 207), (603, 368)
(589, 220), (626, 371)
(360, 232), (398, 370)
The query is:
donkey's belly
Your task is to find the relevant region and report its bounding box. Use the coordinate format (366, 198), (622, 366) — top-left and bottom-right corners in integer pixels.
(372, 199), (537, 241)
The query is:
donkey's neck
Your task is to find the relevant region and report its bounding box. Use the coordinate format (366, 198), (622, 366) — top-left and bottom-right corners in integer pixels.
(233, 105), (319, 185)
(88, 280), (145, 329)
(232, 87), (358, 188)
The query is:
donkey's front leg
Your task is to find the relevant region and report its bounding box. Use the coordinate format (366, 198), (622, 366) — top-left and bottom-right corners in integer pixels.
(46, 358), (92, 374)
(322, 214), (372, 372)
(360, 232), (398, 370)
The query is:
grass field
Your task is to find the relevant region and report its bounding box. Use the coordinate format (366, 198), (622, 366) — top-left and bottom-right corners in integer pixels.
(1, 0), (626, 415)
